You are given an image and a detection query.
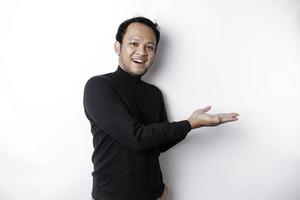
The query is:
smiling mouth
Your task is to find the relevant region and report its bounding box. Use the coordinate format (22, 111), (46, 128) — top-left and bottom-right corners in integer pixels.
(132, 58), (145, 64)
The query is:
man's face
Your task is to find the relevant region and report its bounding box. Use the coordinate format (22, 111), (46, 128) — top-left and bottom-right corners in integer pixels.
(114, 22), (157, 77)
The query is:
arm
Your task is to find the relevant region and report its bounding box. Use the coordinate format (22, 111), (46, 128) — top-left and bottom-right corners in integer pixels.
(83, 77), (191, 152)
(158, 100), (240, 152)
(158, 91), (190, 153)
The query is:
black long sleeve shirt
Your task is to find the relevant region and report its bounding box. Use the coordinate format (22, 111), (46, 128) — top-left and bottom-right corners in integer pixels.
(83, 66), (192, 200)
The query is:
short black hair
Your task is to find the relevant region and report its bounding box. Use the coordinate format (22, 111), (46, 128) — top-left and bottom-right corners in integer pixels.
(115, 16), (160, 46)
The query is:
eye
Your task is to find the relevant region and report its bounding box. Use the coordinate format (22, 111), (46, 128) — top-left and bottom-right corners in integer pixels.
(129, 42), (139, 47)
(146, 45), (155, 51)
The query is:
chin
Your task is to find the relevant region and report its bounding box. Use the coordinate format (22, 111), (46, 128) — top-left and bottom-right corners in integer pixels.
(132, 69), (147, 76)
(131, 66), (148, 75)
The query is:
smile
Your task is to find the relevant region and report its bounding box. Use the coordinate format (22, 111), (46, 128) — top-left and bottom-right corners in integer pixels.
(132, 58), (145, 64)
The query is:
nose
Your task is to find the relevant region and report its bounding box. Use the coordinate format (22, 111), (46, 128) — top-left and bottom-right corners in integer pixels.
(136, 45), (147, 56)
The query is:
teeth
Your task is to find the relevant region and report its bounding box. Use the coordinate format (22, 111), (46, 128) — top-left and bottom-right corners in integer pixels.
(132, 59), (144, 64)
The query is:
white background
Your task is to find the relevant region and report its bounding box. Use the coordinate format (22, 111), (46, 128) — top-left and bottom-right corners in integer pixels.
(1, 0), (300, 199)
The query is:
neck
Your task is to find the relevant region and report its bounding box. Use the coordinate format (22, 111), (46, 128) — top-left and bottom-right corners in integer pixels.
(114, 66), (142, 84)
(120, 65), (143, 77)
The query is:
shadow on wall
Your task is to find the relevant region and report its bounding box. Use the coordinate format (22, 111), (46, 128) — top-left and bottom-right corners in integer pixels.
(142, 31), (174, 118)
(143, 23), (247, 199)
(142, 32), (170, 83)
(290, 0), (300, 28)
(160, 125), (245, 199)
(289, 0), (300, 33)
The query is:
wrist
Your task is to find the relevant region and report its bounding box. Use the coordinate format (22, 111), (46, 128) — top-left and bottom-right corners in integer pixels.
(187, 119), (195, 129)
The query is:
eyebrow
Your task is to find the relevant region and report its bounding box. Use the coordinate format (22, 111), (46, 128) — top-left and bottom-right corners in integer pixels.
(129, 37), (156, 45)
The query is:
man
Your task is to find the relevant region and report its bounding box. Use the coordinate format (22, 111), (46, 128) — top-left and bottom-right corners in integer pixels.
(83, 16), (239, 200)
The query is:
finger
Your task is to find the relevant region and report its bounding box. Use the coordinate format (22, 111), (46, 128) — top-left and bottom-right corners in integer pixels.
(231, 114), (239, 120)
(229, 115), (239, 121)
(201, 106), (211, 112)
(223, 118), (238, 123)
(221, 113), (239, 122)
(225, 113), (239, 118)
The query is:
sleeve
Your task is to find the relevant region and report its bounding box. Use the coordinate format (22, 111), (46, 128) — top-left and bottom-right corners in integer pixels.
(83, 77), (191, 152)
(157, 91), (191, 153)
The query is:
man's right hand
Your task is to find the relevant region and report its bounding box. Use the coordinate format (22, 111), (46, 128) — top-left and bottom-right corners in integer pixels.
(187, 106), (239, 129)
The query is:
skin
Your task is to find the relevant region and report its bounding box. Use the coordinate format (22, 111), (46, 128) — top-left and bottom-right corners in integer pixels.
(114, 22), (239, 129)
(114, 22), (157, 77)
(187, 106), (239, 129)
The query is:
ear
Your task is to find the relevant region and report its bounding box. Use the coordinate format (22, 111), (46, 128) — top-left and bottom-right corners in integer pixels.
(114, 41), (121, 56)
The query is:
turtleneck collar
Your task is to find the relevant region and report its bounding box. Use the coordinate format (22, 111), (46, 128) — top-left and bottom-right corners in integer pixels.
(114, 66), (142, 84)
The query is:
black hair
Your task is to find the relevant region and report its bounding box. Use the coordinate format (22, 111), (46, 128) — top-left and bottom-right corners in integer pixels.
(115, 16), (160, 46)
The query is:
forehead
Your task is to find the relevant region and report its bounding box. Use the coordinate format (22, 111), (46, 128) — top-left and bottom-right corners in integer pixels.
(123, 22), (156, 44)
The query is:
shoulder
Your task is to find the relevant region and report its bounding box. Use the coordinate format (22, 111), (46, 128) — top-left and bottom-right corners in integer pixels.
(142, 80), (162, 92)
(84, 73), (117, 94)
(85, 73), (114, 86)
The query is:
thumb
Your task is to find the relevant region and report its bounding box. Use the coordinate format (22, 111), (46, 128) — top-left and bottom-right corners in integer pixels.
(201, 106), (211, 112)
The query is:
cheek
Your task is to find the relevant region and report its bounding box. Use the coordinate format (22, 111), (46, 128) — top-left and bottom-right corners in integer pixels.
(126, 46), (135, 53)
(148, 53), (156, 61)
(121, 46), (134, 55)
(122, 53), (133, 62)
